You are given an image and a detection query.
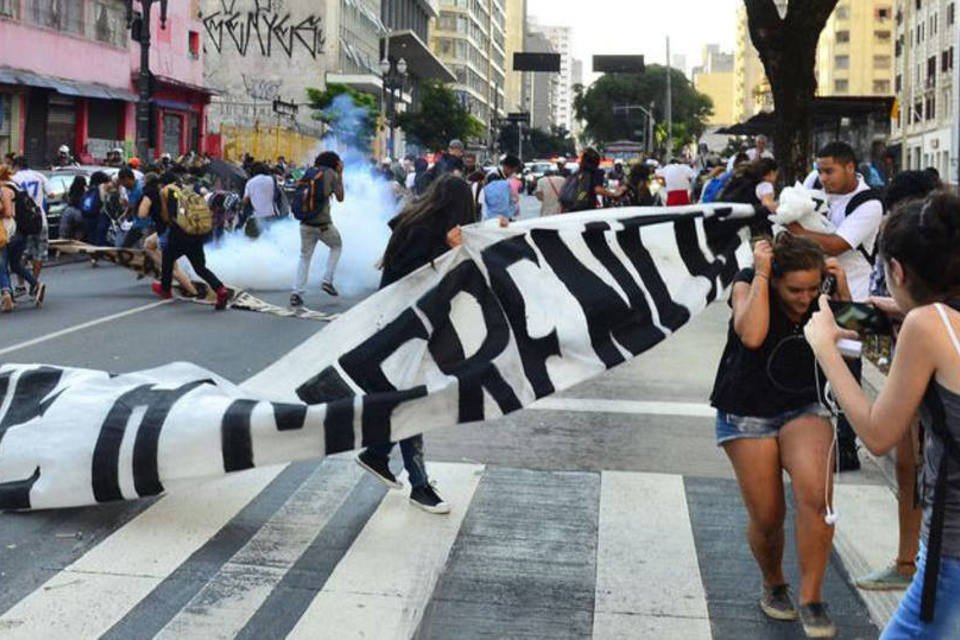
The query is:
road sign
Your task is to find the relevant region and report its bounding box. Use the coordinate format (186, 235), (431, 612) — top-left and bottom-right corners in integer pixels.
(593, 55), (645, 73)
(505, 112), (530, 125)
(513, 52), (561, 72)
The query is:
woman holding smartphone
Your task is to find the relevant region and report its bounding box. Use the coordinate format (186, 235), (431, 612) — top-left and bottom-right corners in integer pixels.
(806, 193), (960, 638)
(711, 232), (851, 638)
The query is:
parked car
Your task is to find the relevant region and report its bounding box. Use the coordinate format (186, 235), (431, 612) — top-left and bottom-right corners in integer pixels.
(40, 166), (120, 240)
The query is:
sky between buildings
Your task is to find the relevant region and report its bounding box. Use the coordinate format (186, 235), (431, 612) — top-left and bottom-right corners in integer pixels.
(527, 0), (742, 82)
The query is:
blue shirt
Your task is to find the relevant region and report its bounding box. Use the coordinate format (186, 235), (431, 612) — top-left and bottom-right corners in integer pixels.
(482, 179), (513, 219)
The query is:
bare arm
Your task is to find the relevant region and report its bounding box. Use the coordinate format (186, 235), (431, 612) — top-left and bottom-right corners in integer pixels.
(0, 186), (13, 219)
(732, 240), (774, 349)
(138, 195), (152, 219)
(807, 301), (936, 454)
(786, 223), (852, 257)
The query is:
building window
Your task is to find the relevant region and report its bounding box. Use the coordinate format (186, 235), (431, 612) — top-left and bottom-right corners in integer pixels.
(928, 56), (937, 85)
(188, 30), (200, 58)
(835, 54), (850, 69)
(950, 3), (956, 25)
(874, 54), (891, 69)
(30, 0), (82, 34)
(94, 2), (128, 48)
(874, 29), (891, 41)
(895, 73), (902, 92)
(836, 30), (850, 43)
(836, 5), (849, 18)
(873, 79), (891, 94)
(834, 79), (849, 93)
(876, 6), (891, 19)
(925, 96), (936, 120)
(0, 94), (11, 157)
(0, 0), (18, 18)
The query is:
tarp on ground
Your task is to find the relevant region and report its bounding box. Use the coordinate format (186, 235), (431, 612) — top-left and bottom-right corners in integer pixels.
(0, 204), (755, 510)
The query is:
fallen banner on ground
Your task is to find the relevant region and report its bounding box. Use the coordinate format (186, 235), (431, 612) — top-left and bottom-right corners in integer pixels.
(49, 240), (338, 321)
(2, 204), (755, 510)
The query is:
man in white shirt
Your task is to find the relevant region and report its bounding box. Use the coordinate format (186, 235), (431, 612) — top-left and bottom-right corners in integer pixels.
(726, 134), (775, 172)
(241, 162), (277, 237)
(655, 159), (697, 206)
(11, 155), (54, 288)
(534, 169), (566, 216)
(786, 141), (883, 472)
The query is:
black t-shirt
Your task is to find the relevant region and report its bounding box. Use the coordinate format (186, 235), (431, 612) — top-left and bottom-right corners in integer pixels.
(141, 185), (167, 233)
(710, 268), (822, 417)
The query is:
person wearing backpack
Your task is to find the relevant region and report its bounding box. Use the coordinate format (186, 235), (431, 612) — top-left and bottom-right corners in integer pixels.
(81, 171), (112, 249)
(11, 156), (53, 288)
(0, 165), (46, 308)
(151, 172), (229, 310)
(290, 151), (344, 307)
(0, 163), (18, 311)
(559, 147), (624, 212)
(787, 141), (885, 472)
(806, 192), (960, 639)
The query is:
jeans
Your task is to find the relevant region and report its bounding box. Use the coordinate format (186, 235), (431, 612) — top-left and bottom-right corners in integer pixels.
(160, 225), (223, 292)
(292, 223), (342, 294)
(83, 212), (110, 246)
(6, 234), (37, 289)
(366, 435), (428, 488)
(0, 245), (11, 292)
(881, 544), (960, 639)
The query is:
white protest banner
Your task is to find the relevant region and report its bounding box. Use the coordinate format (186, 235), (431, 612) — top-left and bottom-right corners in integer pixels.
(0, 204), (755, 510)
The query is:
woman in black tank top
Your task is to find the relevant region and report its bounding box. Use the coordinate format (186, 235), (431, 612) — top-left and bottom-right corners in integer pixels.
(807, 193), (960, 637)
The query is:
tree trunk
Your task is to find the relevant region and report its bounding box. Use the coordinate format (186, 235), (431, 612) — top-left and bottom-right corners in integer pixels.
(744, 0), (839, 184)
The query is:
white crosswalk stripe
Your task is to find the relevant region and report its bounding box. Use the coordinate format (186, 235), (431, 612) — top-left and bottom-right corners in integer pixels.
(0, 462), (894, 639)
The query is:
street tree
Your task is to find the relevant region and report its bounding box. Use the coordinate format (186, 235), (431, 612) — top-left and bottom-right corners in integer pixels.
(573, 65), (713, 153)
(307, 84), (379, 151)
(744, 0), (839, 183)
(397, 82), (484, 152)
(498, 125), (576, 159)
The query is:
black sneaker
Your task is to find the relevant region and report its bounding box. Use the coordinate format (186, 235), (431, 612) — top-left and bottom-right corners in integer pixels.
(409, 484), (451, 514)
(356, 451), (402, 490)
(12, 285), (26, 299)
(760, 584), (798, 621)
(837, 442), (861, 472)
(798, 602), (836, 638)
(30, 282), (45, 308)
(290, 293), (304, 307)
(321, 281), (339, 296)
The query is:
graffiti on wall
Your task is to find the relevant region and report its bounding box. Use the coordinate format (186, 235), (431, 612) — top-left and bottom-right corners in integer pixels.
(242, 74), (281, 100)
(202, 0), (326, 59)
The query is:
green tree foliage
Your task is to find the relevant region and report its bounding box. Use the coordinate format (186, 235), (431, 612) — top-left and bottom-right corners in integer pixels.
(306, 84), (379, 151)
(396, 82), (485, 151)
(498, 125), (576, 159)
(573, 65), (713, 153)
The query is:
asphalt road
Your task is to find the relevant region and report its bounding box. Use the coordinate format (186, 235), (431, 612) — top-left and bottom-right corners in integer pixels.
(0, 194), (895, 639)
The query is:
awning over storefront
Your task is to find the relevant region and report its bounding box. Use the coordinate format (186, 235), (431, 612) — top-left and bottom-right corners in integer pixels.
(0, 66), (137, 101)
(383, 30), (455, 83)
(325, 72), (384, 96)
(717, 96), (896, 136)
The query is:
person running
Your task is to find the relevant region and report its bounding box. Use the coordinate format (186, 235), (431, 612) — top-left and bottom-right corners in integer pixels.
(10, 156), (53, 288)
(356, 174), (478, 514)
(788, 141), (885, 472)
(805, 192), (960, 638)
(711, 233), (852, 638)
(290, 151), (345, 306)
(151, 172), (228, 310)
(0, 166), (46, 309)
(138, 173), (199, 299)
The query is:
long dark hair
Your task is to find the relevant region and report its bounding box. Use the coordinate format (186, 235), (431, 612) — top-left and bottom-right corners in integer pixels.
(67, 176), (87, 208)
(382, 174), (477, 270)
(880, 192), (960, 303)
(772, 231), (825, 278)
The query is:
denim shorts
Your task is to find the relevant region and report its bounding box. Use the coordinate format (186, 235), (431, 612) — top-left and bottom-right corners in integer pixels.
(715, 403), (831, 445)
(881, 543), (960, 639)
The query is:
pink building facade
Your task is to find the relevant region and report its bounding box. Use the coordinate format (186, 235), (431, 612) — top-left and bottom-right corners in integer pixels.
(0, 0), (210, 165)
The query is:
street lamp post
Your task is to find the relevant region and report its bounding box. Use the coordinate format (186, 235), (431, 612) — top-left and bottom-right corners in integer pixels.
(125, 0), (168, 161)
(380, 57), (407, 160)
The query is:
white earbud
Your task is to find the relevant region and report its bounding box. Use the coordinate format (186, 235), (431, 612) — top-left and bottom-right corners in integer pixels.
(824, 511), (839, 526)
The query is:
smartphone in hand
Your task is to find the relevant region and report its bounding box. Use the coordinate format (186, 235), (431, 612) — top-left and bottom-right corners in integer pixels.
(828, 300), (893, 336)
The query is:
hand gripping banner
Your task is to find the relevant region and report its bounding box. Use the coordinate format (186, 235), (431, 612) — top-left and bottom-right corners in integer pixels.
(0, 204), (755, 510)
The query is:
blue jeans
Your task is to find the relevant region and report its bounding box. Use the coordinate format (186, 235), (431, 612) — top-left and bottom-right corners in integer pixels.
(881, 543), (960, 639)
(6, 234), (37, 289)
(0, 245), (11, 292)
(366, 435), (428, 488)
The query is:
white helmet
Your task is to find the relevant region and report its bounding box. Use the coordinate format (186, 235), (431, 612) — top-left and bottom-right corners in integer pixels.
(58, 145), (70, 154)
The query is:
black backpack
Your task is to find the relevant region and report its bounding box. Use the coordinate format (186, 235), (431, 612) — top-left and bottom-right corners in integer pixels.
(843, 189), (885, 265)
(717, 173), (761, 206)
(559, 172), (594, 212)
(3, 182), (43, 236)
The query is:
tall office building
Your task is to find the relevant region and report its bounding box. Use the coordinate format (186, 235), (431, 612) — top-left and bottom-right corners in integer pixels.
(816, 1), (896, 96)
(522, 29), (554, 131)
(892, 0), (956, 179)
(693, 45), (736, 126)
(530, 21), (572, 132)
(430, 0), (507, 139)
(503, 0), (526, 113)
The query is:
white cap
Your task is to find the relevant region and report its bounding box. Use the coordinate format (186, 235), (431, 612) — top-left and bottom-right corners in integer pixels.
(112, 147), (123, 154)
(58, 145), (70, 154)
